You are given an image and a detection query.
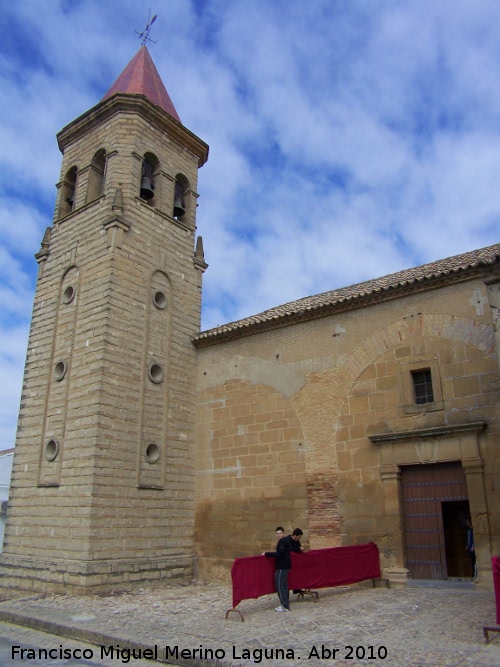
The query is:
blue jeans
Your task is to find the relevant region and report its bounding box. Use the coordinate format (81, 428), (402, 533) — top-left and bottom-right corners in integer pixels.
(275, 569), (290, 609)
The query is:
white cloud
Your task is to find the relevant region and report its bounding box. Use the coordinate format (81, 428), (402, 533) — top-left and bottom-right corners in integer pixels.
(0, 0), (499, 447)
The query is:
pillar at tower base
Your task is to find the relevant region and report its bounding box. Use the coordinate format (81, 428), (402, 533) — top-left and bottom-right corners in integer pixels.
(0, 553), (194, 595)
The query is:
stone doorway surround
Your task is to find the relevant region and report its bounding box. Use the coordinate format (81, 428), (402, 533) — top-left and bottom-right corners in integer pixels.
(369, 422), (491, 588)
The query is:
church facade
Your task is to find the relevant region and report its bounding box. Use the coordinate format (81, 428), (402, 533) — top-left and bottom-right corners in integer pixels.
(194, 249), (500, 588)
(1, 47), (499, 594)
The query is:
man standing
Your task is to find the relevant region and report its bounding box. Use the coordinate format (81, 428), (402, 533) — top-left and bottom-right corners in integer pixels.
(264, 528), (304, 612)
(465, 517), (477, 579)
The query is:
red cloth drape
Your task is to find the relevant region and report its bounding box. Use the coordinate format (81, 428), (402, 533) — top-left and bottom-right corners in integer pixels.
(492, 556), (500, 625)
(231, 542), (380, 608)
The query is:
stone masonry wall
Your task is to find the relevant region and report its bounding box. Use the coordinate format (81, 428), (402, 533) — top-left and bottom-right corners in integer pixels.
(1, 100), (206, 593)
(195, 379), (308, 581)
(195, 277), (500, 585)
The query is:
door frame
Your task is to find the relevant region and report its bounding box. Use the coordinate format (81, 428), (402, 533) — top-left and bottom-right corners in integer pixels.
(400, 462), (469, 580)
(371, 422), (491, 585)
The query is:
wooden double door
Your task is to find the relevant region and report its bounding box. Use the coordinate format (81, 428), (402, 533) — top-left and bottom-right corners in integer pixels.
(401, 462), (472, 580)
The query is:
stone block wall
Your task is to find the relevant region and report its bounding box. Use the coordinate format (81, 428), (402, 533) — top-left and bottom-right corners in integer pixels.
(195, 277), (500, 585)
(195, 379), (308, 581)
(1, 97), (207, 593)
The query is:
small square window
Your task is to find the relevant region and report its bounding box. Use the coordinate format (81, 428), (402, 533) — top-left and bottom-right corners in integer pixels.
(400, 356), (443, 415)
(411, 368), (434, 405)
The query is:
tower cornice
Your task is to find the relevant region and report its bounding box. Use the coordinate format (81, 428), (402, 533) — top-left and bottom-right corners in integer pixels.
(57, 93), (209, 167)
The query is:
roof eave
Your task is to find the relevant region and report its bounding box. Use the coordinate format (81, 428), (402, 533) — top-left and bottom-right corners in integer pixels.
(193, 251), (500, 348)
(57, 93), (209, 166)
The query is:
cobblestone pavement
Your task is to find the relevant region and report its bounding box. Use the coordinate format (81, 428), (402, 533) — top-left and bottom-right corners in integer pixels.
(0, 620), (158, 667)
(0, 582), (499, 666)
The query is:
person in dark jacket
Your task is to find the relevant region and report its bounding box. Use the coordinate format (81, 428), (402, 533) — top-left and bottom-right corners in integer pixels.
(264, 528), (304, 611)
(465, 517), (477, 579)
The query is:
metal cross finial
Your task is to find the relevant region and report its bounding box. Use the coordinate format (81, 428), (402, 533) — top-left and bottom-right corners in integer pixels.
(136, 10), (157, 45)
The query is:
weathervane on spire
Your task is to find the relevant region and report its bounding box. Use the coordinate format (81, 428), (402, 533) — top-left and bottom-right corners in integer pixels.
(136, 9), (157, 45)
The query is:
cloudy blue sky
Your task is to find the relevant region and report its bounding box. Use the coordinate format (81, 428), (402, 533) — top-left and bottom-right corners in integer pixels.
(1, 0), (499, 449)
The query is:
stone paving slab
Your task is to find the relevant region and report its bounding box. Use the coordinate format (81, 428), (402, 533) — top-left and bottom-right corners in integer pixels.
(0, 582), (499, 666)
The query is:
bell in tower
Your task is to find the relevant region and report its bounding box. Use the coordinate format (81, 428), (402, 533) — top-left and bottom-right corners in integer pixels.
(173, 179), (186, 217)
(140, 158), (155, 200)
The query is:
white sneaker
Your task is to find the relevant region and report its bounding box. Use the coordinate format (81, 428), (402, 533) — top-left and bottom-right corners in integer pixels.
(275, 605), (285, 612)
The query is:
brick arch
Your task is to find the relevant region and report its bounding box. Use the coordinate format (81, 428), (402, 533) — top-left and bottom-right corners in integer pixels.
(342, 314), (495, 392)
(292, 313), (495, 548)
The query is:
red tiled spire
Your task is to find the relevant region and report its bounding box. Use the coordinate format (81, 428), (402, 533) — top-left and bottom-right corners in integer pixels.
(102, 46), (181, 123)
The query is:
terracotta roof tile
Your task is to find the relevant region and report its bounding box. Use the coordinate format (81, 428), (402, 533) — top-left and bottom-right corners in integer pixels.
(195, 243), (500, 344)
(102, 46), (181, 122)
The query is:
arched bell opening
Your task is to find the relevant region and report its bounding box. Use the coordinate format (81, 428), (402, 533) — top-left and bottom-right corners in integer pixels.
(173, 173), (190, 220)
(58, 166), (78, 218)
(86, 148), (107, 203)
(140, 153), (160, 205)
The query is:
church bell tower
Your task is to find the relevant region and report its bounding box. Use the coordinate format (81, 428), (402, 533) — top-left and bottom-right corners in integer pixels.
(0, 46), (209, 593)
